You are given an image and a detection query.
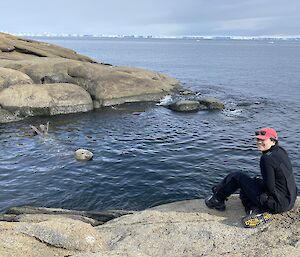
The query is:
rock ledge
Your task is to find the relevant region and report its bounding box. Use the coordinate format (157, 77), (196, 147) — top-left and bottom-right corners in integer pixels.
(1, 196), (299, 257)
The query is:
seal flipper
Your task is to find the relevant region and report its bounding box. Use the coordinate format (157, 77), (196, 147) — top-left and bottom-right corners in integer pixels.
(30, 125), (43, 136)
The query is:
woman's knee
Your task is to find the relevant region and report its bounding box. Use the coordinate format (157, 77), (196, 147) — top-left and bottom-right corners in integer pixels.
(226, 172), (249, 182)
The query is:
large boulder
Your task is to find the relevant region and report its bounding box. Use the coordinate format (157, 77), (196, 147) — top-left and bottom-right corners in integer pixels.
(0, 67), (33, 89)
(0, 58), (180, 107)
(0, 83), (93, 116)
(89, 66), (179, 106)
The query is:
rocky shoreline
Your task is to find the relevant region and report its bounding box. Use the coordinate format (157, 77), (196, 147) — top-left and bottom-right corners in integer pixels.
(0, 32), (181, 123)
(0, 33), (227, 123)
(0, 195), (299, 257)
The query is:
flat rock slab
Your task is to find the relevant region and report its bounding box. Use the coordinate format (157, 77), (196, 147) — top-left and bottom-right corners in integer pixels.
(16, 217), (107, 252)
(0, 226), (75, 257)
(96, 196), (300, 257)
(0, 197), (299, 257)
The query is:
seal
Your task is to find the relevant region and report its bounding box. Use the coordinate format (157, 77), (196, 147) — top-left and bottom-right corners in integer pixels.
(74, 149), (93, 161)
(30, 121), (49, 136)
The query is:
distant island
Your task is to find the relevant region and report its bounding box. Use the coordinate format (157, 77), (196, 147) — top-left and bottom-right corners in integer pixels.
(3, 32), (300, 41)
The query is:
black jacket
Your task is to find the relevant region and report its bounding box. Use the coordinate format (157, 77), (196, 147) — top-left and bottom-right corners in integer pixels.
(259, 144), (297, 213)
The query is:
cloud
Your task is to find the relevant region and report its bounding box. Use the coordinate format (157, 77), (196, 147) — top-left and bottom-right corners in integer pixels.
(1, 0), (300, 36)
(214, 17), (278, 32)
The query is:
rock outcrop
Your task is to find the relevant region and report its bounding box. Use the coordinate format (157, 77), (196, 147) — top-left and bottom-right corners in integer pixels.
(166, 97), (225, 112)
(0, 32), (95, 62)
(0, 83), (93, 116)
(0, 196), (299, 257)
(0, 32), (181, 122)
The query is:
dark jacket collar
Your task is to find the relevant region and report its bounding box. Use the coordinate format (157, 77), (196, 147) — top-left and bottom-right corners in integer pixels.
(262, 143), (279, 155)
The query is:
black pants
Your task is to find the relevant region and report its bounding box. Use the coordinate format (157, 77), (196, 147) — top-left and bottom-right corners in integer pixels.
(213, 172), (266, 212)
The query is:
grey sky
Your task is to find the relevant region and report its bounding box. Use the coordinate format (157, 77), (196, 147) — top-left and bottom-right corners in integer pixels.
(1, 0), (299, 36)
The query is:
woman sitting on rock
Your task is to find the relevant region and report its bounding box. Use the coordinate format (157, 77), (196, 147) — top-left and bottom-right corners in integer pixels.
(205, 127), (297, 228)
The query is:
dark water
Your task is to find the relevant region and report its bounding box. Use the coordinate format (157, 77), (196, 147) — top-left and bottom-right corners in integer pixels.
(0, 38), (299, 212)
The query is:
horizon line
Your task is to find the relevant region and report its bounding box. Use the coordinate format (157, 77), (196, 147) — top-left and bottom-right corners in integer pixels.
(3, 31), (300, 40)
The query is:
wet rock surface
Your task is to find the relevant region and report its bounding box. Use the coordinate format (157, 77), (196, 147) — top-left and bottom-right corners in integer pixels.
(168, 100), (203, 112)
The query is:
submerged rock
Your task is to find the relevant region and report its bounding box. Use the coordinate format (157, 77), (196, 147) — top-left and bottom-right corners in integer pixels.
(167, 97), (225, 112)
(199, 97), (225, 110)
(168, 100), (203, 112)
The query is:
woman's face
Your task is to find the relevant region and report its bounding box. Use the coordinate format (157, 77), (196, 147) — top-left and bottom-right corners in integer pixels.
(256, 138), (275, 152)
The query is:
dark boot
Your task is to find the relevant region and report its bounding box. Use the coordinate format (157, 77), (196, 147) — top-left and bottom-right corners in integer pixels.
(205, 194), (226, 211)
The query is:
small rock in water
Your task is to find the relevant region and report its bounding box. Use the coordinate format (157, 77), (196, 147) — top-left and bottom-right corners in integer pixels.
(75, 149), (93, 161)
(198, 97), (225, 110)
(168, 100), (202, 112)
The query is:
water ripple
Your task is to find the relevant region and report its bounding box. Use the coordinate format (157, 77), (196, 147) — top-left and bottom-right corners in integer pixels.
(1, 40), (300, 212)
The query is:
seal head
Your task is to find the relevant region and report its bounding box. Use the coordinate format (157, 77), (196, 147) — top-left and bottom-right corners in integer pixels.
(74, 149), (93, 161)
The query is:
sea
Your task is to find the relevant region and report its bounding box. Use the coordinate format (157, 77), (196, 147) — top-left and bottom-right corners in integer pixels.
(0, 37), (299, 213)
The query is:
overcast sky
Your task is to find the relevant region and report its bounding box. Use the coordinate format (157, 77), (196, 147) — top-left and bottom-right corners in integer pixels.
(1, 0), (299, 37)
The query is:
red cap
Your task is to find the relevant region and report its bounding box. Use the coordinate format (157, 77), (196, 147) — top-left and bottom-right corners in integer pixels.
(255, 127), (278, 140)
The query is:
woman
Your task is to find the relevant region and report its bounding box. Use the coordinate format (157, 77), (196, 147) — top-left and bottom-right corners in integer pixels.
(205, 127), (297, 228)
